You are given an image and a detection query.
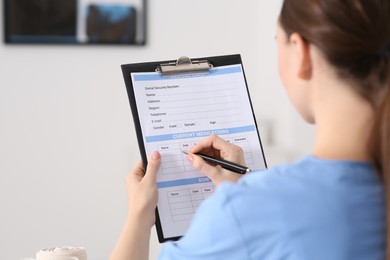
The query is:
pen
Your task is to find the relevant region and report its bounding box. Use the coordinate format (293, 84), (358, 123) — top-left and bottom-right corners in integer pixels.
(182, 151), (251, 174)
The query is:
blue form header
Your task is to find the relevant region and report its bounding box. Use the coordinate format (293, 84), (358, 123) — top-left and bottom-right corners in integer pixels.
(145, 125), (256, 143)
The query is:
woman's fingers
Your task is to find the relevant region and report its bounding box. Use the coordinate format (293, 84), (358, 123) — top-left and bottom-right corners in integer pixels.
(190, 134), (227, 155)
(186, 153), (224, 185)
(126, 160), (144, 187)
(125, 151), (160, 227)
(143, 151), (160, 185)
(186, 152), (242, 186)
(127, 152), (160, 185)
(190, 134), (246, 164)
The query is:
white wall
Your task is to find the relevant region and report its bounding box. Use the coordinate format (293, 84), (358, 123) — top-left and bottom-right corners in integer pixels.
(0, 1), (314, 259)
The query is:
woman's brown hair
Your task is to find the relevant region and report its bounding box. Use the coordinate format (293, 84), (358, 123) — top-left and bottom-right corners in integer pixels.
(280, 0), (390, 256)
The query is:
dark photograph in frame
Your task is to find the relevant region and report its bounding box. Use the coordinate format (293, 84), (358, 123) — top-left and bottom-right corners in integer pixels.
(3, 0), (146, 45)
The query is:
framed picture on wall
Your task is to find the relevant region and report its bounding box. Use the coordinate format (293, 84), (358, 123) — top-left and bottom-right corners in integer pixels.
(3, 0), (146, 45)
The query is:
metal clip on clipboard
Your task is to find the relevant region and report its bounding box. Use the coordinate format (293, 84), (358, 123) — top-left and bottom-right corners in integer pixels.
(156, 56), (213, 77)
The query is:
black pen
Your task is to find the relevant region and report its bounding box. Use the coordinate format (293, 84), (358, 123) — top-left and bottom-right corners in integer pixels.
(182, 151), (251, 174)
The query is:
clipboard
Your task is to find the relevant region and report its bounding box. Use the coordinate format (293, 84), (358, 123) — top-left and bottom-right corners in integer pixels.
(121, 54), (267, 242)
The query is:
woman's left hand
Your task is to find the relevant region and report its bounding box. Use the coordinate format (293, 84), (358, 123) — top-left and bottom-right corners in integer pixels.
(126, 151), (161, 228)
(110, 151), (161, 260)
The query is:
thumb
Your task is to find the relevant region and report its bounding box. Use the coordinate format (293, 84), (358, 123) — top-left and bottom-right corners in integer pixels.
(144, 151), (161, 184)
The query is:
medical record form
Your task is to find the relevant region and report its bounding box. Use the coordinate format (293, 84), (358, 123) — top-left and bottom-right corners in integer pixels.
(122, 55), (266, 242)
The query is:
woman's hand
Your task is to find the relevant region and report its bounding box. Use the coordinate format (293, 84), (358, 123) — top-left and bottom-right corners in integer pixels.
(126, 151), (160, 228)
(186, 134), (246, 186)
(110, 151), (161, 260)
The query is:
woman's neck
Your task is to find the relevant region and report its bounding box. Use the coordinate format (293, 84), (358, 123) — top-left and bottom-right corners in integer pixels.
(311, 80), (375, 162)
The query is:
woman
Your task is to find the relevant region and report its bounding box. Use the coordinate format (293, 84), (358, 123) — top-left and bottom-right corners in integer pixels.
(110, 0), (389, 259)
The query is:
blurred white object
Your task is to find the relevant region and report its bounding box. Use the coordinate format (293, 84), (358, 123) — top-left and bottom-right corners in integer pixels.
(35, 247), (87, 260)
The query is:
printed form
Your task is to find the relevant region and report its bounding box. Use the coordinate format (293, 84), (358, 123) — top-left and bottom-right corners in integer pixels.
(131, 64), (266, 239)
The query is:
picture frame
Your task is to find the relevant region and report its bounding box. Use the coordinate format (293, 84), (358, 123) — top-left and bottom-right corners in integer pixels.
(3, 0), (146, 45)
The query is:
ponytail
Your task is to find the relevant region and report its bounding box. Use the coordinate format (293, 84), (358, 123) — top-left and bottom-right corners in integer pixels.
(368, 60), (390, 258)
(374, 76), (390, 258)
(384, 91), (390, 259)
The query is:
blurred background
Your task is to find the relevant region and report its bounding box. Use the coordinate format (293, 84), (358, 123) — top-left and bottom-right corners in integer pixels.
(0, 0), (314, 259)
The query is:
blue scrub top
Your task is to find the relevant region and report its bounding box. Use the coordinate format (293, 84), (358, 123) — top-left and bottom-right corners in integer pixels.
(159, 155), (385, 260)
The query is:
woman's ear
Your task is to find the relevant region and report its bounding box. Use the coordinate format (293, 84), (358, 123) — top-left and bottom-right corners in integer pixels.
(289, 32), (312, 80)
